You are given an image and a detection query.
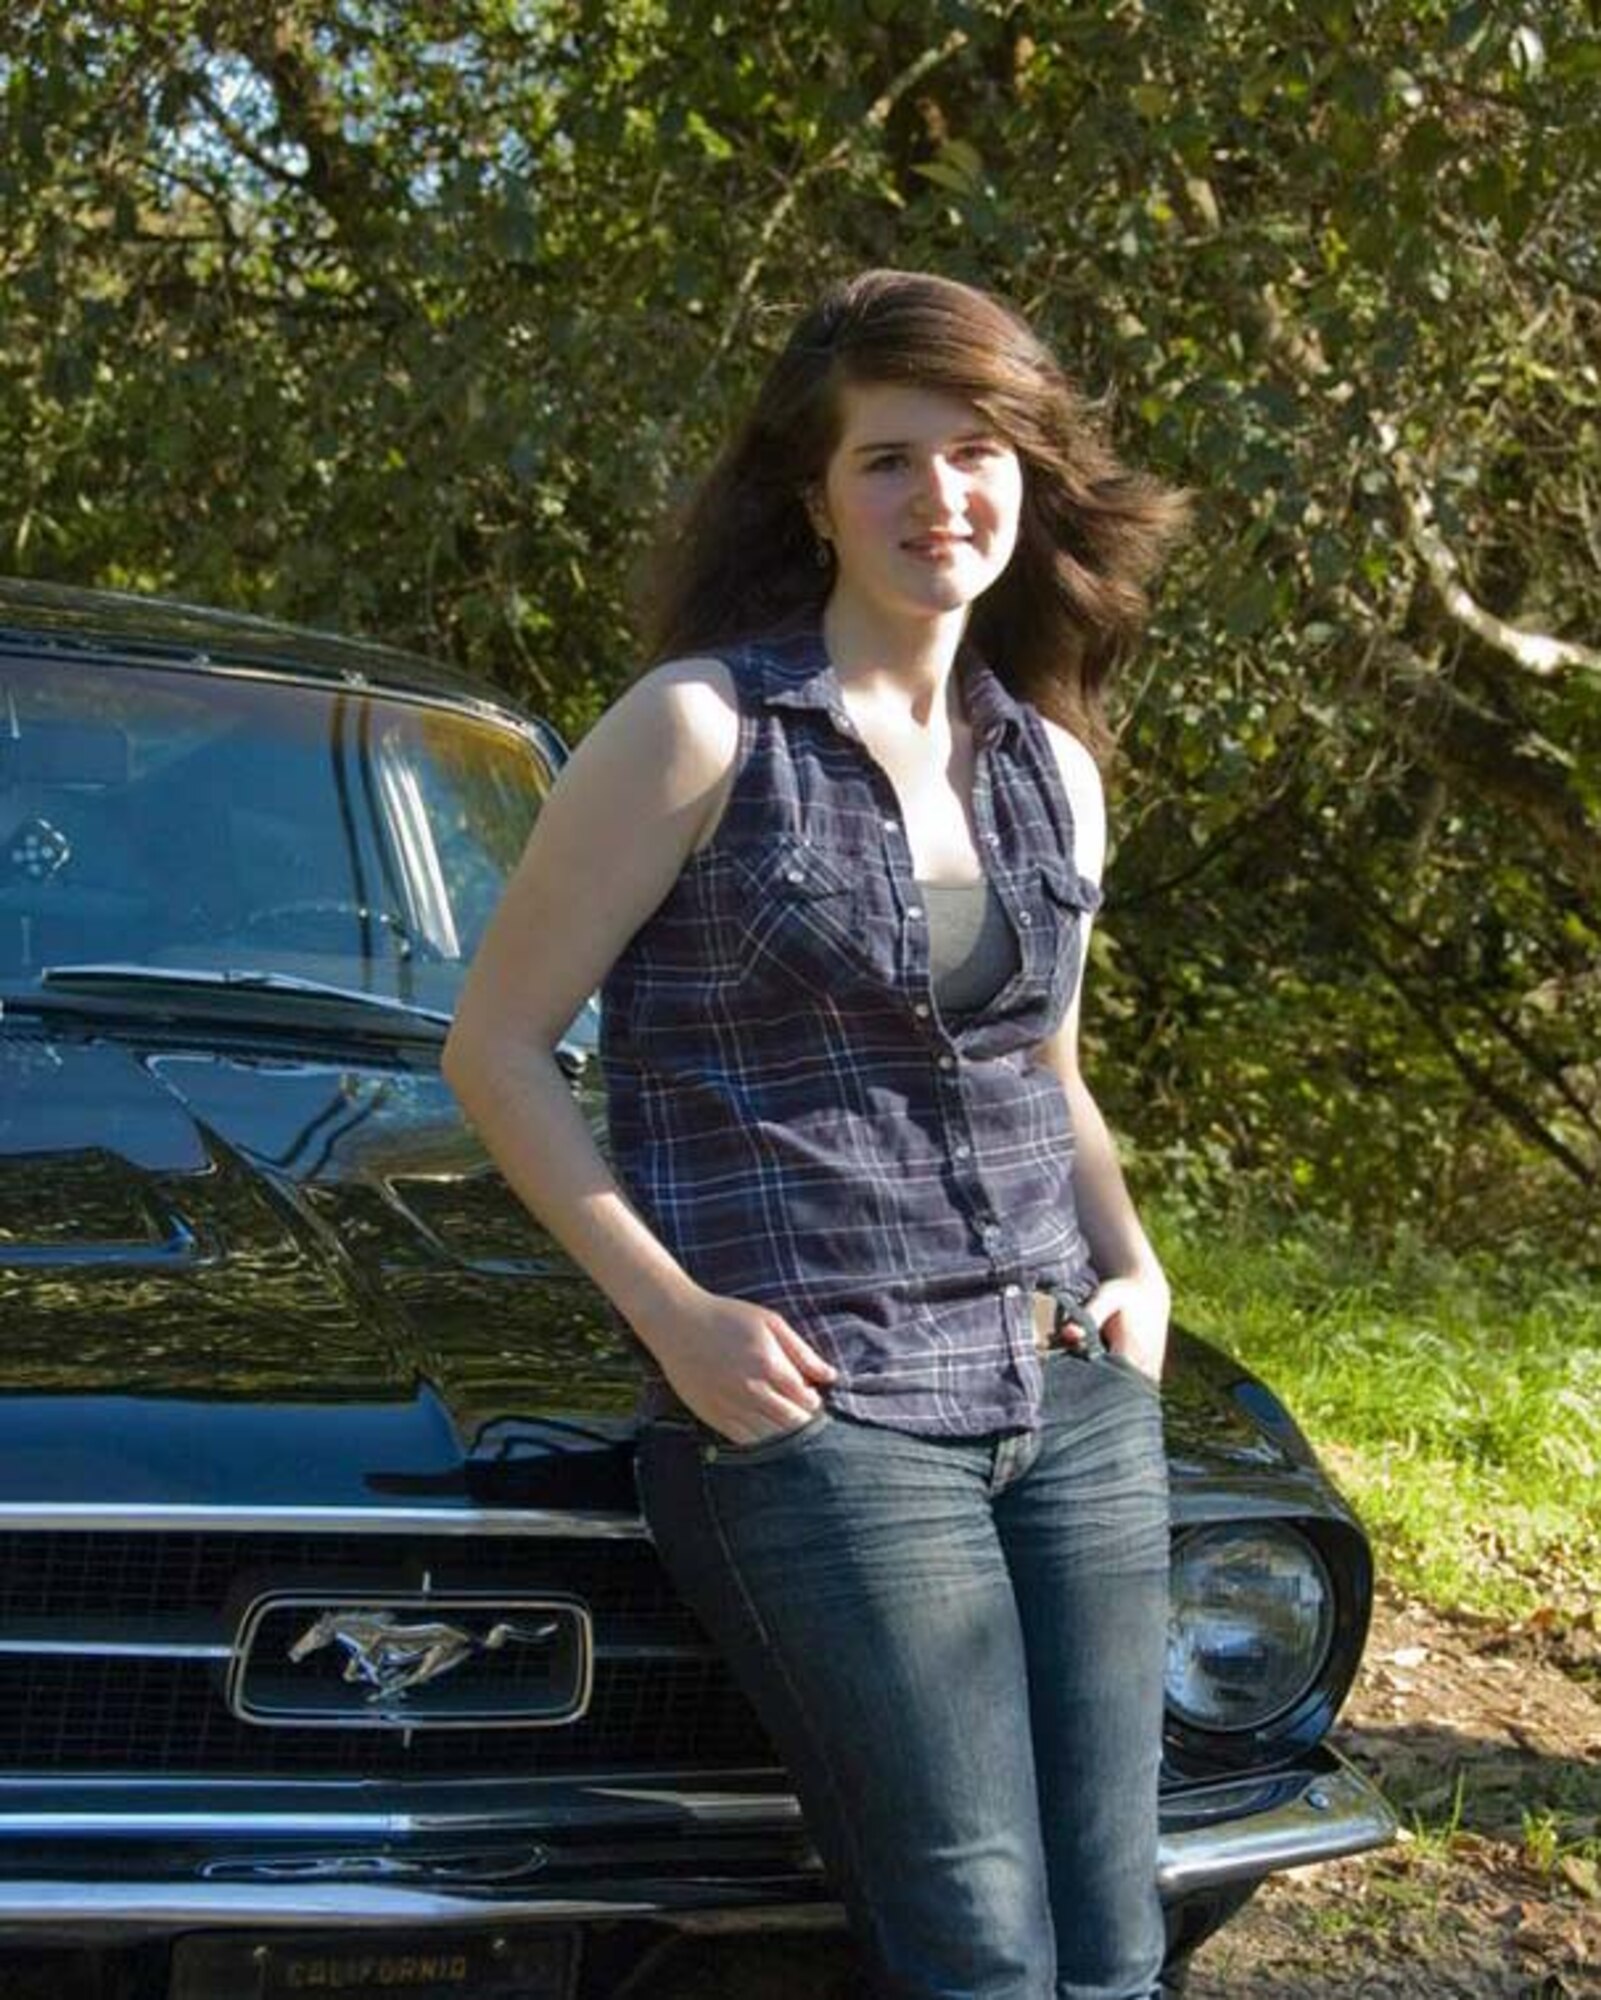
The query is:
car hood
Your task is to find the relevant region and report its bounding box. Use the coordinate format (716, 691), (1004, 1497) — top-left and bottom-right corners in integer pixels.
(0, 1027), (1333, 1520)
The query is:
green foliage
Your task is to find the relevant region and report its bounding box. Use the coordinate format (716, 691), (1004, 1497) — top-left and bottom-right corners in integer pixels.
(1158, 1199), (1601, 1619)
(1, 0), (1597, 1252)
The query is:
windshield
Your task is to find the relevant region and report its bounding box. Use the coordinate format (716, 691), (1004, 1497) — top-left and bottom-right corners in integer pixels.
(0, 655), (551, 1016)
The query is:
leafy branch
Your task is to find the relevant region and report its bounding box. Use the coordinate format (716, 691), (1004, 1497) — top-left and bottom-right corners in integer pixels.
(697, 25), (971, 385)
(1379, 425), (1601, 685)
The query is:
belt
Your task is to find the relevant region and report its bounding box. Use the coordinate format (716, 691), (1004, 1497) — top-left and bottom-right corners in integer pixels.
(1030, 1289), (1102, 1356)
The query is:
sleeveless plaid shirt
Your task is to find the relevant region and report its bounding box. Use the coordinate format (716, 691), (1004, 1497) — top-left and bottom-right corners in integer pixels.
(600, 626), (1104, 1436)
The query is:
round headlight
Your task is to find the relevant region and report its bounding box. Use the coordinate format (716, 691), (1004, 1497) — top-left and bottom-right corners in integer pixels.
(1166, 1523), (1334, 1733)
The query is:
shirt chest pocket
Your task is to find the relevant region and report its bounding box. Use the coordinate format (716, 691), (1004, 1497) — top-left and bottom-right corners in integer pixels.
(1034, 862), (1102, 1019)
(729, 836), (882, 995)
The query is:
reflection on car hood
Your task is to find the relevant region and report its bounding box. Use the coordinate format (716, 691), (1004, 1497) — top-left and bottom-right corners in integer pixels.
(0, 1026), (1326, 1520)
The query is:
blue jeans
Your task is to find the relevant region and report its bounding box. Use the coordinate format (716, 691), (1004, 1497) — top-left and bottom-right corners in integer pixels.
(635, 1342), (1170, 2000)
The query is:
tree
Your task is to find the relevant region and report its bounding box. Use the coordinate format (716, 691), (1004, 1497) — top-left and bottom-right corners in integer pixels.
(2, 0), (1596, 1252)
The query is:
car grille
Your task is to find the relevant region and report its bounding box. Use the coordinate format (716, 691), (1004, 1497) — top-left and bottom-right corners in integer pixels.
(0, 1529), (776, 1778)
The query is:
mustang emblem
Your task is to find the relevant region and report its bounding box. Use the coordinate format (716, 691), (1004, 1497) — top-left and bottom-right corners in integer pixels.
(287, 1610), (561, 1703)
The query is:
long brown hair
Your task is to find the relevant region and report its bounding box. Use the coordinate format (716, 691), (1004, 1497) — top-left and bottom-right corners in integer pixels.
(635, 269), (1188, 754)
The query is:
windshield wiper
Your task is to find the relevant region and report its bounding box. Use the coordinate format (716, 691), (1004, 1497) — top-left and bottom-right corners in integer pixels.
(32, 963), (451, 1033)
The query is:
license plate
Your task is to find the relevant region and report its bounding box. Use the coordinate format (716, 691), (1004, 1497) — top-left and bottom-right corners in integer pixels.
(170, 1926), (578, 1999)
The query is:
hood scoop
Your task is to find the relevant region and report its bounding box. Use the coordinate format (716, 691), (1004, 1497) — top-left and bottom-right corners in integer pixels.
(0, 1152), (208, 1271)
(0, 1039), (214, 1270)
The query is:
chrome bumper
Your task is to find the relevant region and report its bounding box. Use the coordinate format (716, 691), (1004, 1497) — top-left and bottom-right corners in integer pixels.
(0, 1756), (1393, 1936)
(1157, 1756), (1396, 1894)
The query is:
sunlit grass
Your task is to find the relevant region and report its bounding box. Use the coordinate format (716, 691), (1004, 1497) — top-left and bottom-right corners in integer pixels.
(1152, 1206), (1601, 1621)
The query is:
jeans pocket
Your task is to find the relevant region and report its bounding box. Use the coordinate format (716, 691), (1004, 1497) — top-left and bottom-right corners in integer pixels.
(1097, 1348), (1163, 1398)
(702, 1406), (834, 1465)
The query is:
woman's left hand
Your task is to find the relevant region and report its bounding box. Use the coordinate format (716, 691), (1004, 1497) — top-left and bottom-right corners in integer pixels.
(1086, 1273), (1170, 1385)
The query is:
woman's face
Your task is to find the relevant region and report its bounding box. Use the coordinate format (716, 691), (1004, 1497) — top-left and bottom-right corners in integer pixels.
(811, 381), (1024, 627)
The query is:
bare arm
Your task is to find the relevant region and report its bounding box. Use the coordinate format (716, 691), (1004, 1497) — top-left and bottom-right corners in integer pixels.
(442, 660), (836, 1441)
(1031, 722), (1171, 1378)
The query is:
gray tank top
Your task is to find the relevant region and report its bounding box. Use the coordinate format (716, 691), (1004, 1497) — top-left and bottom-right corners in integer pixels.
(918, 877), (1020, 1017)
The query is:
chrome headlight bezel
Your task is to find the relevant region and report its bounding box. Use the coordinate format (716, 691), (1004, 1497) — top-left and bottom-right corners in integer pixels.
(1165, 1521), (1337, 1739)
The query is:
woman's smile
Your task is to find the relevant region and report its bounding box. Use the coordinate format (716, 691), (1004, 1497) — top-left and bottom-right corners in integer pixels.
(901, 530), (972, 557)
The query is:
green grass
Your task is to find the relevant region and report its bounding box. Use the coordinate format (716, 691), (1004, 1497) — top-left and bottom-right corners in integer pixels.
(1153, 1205), (1601, 1621)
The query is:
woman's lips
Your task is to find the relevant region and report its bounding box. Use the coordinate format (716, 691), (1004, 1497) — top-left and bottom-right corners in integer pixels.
(901, 533), (973, 557)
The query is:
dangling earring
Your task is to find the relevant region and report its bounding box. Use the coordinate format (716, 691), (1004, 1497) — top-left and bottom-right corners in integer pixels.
(814, 534), (832, 569)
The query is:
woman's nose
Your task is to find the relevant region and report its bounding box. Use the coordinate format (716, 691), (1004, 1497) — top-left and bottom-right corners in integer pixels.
(913, 455), (965, 517)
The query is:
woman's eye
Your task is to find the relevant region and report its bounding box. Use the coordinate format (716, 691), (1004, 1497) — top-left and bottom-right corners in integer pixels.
(864, 452), (906, 473)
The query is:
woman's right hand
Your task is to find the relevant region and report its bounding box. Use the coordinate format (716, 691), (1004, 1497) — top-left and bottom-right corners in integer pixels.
(645, 1286), (838, 1446)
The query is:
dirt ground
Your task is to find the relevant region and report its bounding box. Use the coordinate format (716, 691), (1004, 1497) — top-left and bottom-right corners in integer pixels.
(1181, 1586), (1601, 1998)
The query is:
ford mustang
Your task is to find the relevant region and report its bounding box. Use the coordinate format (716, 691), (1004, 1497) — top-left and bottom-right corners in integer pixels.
(0, 579), (1394, 1998)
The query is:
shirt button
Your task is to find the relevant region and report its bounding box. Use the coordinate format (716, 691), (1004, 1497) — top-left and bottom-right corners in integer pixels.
(784, 866), (805, 885)
(1017, 910), (1032, 927)
(983, 832), (1001, 845)
(953, 1140), (972, 1159)
(913, 1001), (931, 1020)
(882, 818), (898, 834)
(982, 1224), (1004, 1247)
(906, 906), (924, 921)
(938, 1054), (956, 1071)
(1002, 1282), (1021, 1300)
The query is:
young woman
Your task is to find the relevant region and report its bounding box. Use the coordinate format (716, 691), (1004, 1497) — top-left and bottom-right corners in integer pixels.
(444, 269), (1188, 2000)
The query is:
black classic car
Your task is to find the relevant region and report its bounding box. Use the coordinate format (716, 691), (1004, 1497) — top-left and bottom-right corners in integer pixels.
(0, 579), (1393, 1998)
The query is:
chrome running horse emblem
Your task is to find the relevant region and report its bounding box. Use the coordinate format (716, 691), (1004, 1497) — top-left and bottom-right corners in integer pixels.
(287, 1609), (561, 1703)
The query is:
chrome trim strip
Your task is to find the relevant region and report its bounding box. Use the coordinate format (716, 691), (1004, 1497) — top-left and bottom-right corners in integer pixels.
(0, 1885), (675, 1925)
(0, 1635), (713, 1665)
(0, 1812), (430, 1837)
(0, 1775), (804, 1837)
(0, 1762), (1392, 1887)
(1155, 1757), (1397, 1893)
(0, 1798), (805, 1837)
(0, 1769), (788, 1797)
(0, 1504), (646, 1538)
(0, 1616), (229, 1661)
(0, 1636), (231, 1660)
(0, 632), (554, 751)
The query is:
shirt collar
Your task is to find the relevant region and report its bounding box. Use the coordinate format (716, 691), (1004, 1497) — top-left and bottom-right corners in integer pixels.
(747, 626), (839, 716)
(956, 647), (1029, 749)
(749, 627), (1028, 749)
